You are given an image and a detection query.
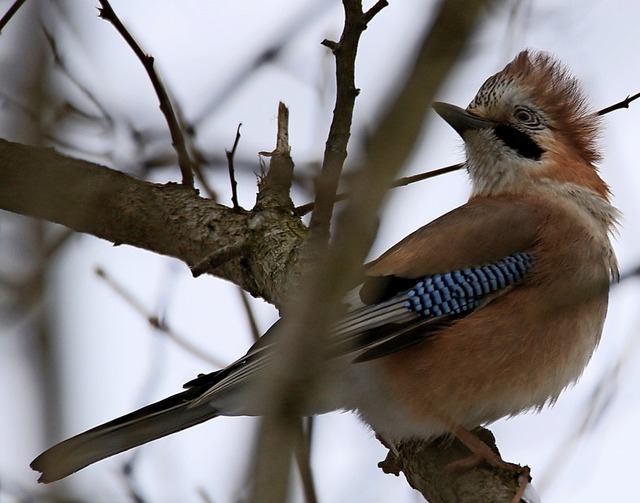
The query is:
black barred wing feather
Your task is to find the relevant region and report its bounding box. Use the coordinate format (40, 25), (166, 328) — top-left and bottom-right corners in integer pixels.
(405, 252), (535, 317)
(337, 252), (536, 362)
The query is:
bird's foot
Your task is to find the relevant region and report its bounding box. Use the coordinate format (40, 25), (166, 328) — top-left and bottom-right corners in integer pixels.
(448, 425), (531, 503)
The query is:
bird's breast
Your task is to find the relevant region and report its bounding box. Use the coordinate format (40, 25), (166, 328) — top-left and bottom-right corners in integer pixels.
(349, 189), (617, 441)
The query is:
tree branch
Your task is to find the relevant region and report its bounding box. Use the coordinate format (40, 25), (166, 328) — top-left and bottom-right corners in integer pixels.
(307, 0), (388, 246)
(597, 91), (640, 115)
(0, 137), (305, 308)
(226, 123), (243, 211)
(380, 429), (526, 503)
(293, 162), (464, 216)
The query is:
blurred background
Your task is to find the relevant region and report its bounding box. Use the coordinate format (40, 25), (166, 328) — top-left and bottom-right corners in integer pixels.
(1, 0), (639, 501)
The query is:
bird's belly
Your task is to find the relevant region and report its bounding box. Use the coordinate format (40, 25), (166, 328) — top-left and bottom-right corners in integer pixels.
(347, 293), (608, 441)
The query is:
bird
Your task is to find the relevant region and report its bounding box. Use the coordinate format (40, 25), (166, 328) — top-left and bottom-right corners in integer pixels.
(31, 50), (619, 484)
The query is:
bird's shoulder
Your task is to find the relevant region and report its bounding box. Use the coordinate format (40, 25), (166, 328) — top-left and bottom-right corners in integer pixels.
(364, 195), (544, 282)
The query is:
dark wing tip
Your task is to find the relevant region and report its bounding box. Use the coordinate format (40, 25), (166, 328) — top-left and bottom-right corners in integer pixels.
(30, 451), (69, 483)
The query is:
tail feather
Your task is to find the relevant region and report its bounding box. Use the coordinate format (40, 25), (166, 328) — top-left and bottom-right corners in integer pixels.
(30, 387), (219, 483)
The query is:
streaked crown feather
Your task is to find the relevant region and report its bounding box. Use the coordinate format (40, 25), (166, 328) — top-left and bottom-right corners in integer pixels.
(469, 50), (602, 166)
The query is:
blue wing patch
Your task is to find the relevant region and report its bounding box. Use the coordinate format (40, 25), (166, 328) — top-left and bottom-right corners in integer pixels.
(344, 252), (536, 363)
(405, 252), (535, 318)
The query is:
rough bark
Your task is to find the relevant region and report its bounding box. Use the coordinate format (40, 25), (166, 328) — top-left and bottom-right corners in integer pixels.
(0, 137), (306, 308)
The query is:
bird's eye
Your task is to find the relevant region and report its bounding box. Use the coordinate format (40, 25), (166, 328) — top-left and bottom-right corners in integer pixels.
(514, 107), (537, 125)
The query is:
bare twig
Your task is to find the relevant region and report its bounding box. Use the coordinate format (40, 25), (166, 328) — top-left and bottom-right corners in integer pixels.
(0, 0), (28, 34)
(598, 92), (640, 115)
(95, 266), (225, 367)
(307, 0), (388, 247)
(226, 123), (243, 210)
(97, 0), (195, 188)
(255, 102), (295, 211)
(363, 0), (389, 24)
(294, 162), (464, 216)
(189, 154), (217, 200)
(191, 240), (250, 278)
(392, 162), (464, 188)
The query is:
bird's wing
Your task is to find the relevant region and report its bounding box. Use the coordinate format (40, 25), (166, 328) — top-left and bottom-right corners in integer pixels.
(188, 196), (543, 400)
(364, 195), (541, 281)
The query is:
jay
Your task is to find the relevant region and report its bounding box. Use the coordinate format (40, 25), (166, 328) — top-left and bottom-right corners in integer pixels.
(31, 50), (619, 484)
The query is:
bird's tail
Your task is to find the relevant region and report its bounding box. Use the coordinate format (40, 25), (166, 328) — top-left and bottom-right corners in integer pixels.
(30, 386), (220, 483)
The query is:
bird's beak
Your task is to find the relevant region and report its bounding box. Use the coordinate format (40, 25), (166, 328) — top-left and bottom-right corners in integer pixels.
(432, 102), (492, 137)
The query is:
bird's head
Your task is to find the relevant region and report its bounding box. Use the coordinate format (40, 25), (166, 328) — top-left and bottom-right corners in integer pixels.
(434, 50), (609, 199)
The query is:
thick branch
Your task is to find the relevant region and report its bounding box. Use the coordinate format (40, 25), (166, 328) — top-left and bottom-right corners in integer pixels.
(0, 138), (305, 307)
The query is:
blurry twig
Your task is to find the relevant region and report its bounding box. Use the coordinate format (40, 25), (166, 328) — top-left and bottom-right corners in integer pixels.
(294, 417), (318, 503)
(97, 0), (195, 188)
(191, 1), (334, 127)
(237, 287), (261, 343)
(0, 0), (28, 34)
(196, 487), (215, 503)
(95, 266), (225, 367)
(618, 264), (640, 282)
(40, 23), (115, 127)
(120, 459), (147, 503)
(0, 228), (73, 320)
(249, 3), (389, 503)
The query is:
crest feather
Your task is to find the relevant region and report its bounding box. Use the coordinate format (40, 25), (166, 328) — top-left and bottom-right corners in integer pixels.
(470, 50), (602, 166)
